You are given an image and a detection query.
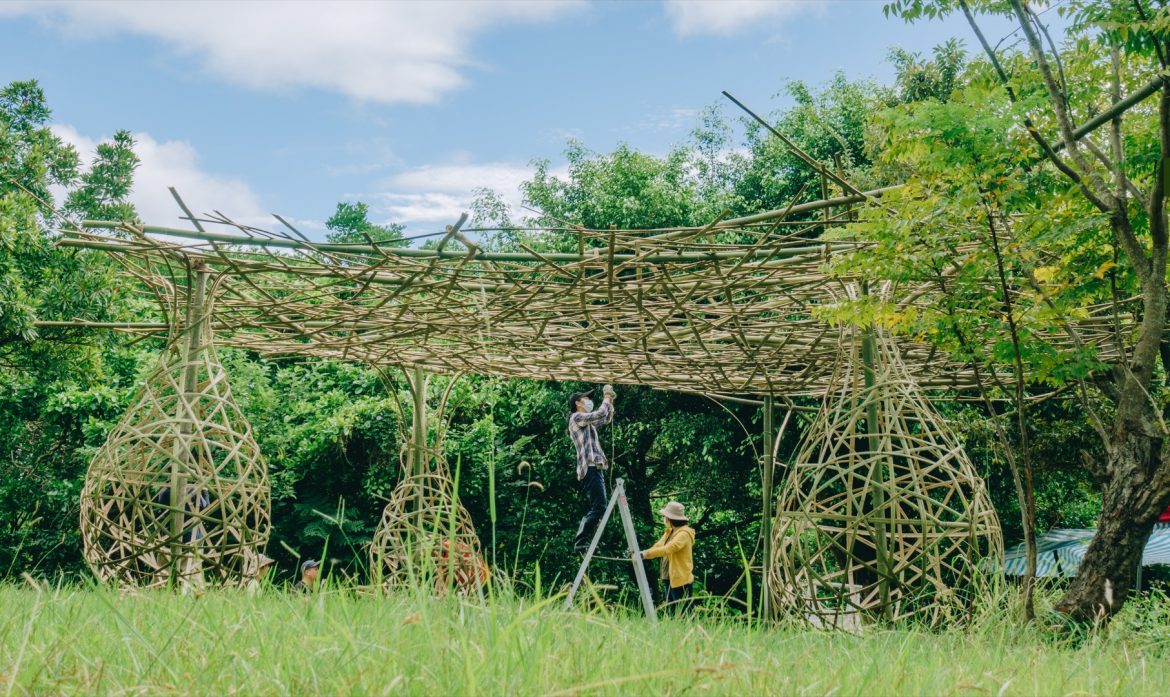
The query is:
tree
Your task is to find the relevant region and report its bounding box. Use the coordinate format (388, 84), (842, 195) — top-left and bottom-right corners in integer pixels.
(880, 0), (1170, 620)
(733, 73), (894, 216)
(0, 80), (144, 575)
(325, 201), (405, 245)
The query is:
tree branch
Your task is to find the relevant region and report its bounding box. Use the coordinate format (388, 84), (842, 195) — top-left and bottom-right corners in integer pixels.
(958, 0), (1118, 220)
(1010, 0), (1106, 187)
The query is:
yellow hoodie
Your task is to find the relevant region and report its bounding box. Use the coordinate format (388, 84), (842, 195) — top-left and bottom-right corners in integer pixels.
(641, 524), (694, 588)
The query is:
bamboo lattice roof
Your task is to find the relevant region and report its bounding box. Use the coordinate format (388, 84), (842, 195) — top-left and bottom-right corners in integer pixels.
(56, 194), (1126, 397)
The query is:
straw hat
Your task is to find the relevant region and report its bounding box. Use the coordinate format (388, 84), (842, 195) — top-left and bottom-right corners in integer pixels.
(659, 501), (687, 522)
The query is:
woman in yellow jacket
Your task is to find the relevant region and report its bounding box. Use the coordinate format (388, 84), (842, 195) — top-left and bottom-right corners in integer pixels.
(640, 501), (694, 615)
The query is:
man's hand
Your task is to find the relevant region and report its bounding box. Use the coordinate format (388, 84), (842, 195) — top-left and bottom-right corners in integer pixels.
(602, 384), (616, 402)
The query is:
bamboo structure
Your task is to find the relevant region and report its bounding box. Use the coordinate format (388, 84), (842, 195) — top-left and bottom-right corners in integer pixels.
(55, 203), (1130, 398)
(370, 470), (486, 593)
(79, 267), (270, 587)
(59, 181), (1114, 610)
(369, 368), (487, 593)
(768, 320), (1002, 628)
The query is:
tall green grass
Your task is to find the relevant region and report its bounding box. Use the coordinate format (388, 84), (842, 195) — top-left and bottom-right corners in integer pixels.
(1, 581), (1168, 695)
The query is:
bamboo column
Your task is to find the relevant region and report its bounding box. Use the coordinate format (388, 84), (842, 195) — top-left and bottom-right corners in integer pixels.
(406, 366), (429, 477)
(859, 287), (894, 622)
(761, 394), (775, 619)
(370, 367), (486, 593)
(168, 264), (209, 581)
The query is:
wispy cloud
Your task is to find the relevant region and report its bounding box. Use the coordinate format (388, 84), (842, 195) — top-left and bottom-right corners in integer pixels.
(662, 0), (826, 38)
(3, 1), (585, 104)
(634, 107), (699, 132)
(362, 160), (567, 231)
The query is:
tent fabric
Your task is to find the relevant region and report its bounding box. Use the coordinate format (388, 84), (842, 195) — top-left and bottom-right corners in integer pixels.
(997, 524), (1170, 577)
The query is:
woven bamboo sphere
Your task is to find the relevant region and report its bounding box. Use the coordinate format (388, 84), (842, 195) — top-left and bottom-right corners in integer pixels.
(80, 333), (270, 588)
(370, 464), (487, 594)
(769, 327), (1001, 627)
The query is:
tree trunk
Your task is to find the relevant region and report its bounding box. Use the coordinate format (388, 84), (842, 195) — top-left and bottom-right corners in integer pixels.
(1057, 280), (1170, 619)
(1055, 433), (1170, 619)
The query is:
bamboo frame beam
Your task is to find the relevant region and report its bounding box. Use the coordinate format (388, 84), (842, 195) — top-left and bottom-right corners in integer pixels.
(56, 184), (1138, 398)
(71, 223), (863, 264)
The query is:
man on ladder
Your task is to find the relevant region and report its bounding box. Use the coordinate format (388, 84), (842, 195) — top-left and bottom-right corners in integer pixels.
(568, 384), (616, 553)
(563, 384), (657, 622)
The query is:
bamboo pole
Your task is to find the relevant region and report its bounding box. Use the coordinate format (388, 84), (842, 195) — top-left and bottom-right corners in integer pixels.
(761, 394), (775, 620)
(168, 264), (208, 583)
(407, 366), (428, 478)
(70, 223), (862, 264)
(859, 302), (894, 623)
(645, 187), (899, 236)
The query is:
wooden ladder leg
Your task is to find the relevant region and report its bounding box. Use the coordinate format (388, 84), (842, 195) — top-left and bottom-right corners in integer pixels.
(617, 480), (658, 623)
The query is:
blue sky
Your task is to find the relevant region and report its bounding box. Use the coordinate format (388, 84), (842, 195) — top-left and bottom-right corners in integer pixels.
(0, 1), (1024, 238)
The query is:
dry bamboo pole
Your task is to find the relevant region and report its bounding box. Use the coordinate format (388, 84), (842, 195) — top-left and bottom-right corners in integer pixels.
(722, 91), (864, 197)
(408, 366), (428, 535)
(407, 366), (428, 478)
(645, 188), (899, 237)
(167, 264), (208, 583)
(859, 288), (894, 622)
(60, 232), (861, 266)
(761, 394), (775, 620)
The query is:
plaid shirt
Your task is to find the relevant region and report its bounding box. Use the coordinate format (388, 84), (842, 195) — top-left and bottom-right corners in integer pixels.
(568, 399), (612, 480)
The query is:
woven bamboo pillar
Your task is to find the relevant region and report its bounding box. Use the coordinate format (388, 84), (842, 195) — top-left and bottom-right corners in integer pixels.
(80, 267), (270, 587)
(768, 327), (1001, 627)
(369, 368), (486, 593)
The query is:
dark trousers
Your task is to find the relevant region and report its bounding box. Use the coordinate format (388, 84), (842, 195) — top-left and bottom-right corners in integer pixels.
(574, 466), (608, 550)
(663, 582), (693, 615)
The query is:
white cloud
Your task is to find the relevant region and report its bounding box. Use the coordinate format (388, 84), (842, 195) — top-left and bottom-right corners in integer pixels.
(3, 1), (584, 104)
(663, 0), (825, 37)
(634, 107), (699, 132)
(367, 161), (567, 231)
(52, 125), (271, 228)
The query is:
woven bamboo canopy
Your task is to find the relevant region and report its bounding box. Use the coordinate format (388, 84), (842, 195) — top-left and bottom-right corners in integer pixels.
(53, 187), (1126, 398)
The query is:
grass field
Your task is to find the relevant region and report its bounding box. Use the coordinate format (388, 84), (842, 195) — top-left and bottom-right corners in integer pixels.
(2, 582), (1169, 696)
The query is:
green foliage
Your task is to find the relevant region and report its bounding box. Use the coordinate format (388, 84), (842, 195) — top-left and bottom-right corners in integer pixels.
(64, 130), (138, 222)
(218, 353), (402, 576)
(525, 141), (711, 236)
(325, 201), (405, 244)
(889, 39), (968, 103)
(0, 80), (148, 577)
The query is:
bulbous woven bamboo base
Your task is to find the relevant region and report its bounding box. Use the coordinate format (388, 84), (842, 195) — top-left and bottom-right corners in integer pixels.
(769, 330), (1001, 627)
(80, 341), (270, 588)
(370, 470), (487, 594)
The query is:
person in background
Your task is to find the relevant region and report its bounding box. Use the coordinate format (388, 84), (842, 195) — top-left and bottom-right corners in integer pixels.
(244, 552), (276, 592)
(567, 384), (616, 553)
(295, 559), (320, 592)
(640, 501), (695, 615)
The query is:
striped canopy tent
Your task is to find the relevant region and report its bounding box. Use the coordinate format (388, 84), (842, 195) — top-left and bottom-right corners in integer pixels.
(998, 523), (1170, 577)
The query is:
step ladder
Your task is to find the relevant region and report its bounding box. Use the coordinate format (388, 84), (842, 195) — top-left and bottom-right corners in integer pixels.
(563, 477), (657, 622)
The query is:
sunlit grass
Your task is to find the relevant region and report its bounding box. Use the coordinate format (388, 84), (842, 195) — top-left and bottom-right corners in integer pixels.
(1, 581), (1168, 696)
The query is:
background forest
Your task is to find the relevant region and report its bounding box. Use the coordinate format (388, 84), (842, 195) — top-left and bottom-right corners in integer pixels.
(0, 38), (1111, 603)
